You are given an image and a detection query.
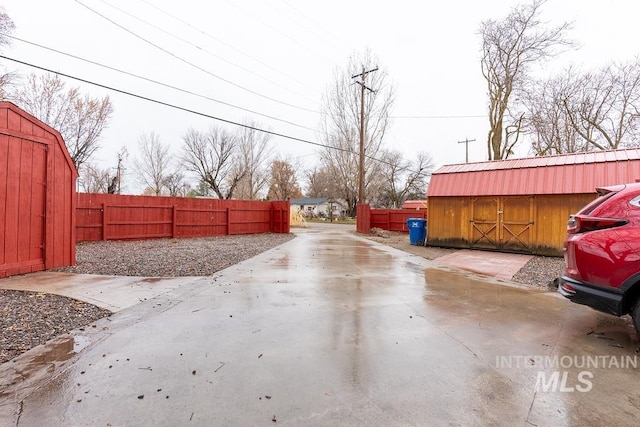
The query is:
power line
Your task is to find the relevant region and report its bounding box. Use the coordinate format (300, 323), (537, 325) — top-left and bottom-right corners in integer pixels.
(224, 0), (337, 66)
(0, 54), (347, 151)
(263, 1), (350, 59)
(0, 55), (431, 178)
(353, 66), (379, 204)
(279, 0), (351, 55)
(97, 0), (317, 105)
(390, 114), (485, 119)
(5, 35), (319, 133)
(137, 0), (315, 96)
(73, 0), (319, 114)
(457, 138), (476, 163)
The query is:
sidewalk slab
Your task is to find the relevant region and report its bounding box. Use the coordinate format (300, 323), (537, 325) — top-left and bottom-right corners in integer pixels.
(0, 271), (200, 311)
(434, 249), (532, 280)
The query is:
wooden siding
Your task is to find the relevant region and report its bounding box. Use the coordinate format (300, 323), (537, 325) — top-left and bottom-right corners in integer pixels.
(533, 194), (595, 255)
(427, 194), (597, 256)
(426, 197), (470, 248)
(356, 205), (427, 233)
(0, 103), (78, 278)
(370, 209), (427, 232)
(76, 193), (290, 242)
(0, 135), (46, 277)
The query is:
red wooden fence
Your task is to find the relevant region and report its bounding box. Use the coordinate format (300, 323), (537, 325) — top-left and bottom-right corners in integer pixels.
(76, 193), (290, 242)
(357, 204), (427, 233)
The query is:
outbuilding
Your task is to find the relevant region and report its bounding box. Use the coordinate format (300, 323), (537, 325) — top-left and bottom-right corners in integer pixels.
(0, 102), (78, 277)
(427, 148), (640, 256)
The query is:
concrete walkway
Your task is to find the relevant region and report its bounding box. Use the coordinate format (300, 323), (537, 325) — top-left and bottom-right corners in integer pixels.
(1, 224), (638, 426)
(0, 272), (201, 311)
(435, 249), (532, 281)
(0, 235), (533, 312)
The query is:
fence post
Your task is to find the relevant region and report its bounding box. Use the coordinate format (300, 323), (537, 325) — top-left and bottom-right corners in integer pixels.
(172, 205), (177, 238)
(276, 208), (280, 233)
(387, 211), (390, 231)
(269, 204), (274, 232)
(101, 203), (107, 241)
(226, 207), (231, 235)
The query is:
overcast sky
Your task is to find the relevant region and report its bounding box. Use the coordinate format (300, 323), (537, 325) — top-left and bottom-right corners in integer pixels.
(2, 0), (639, 193)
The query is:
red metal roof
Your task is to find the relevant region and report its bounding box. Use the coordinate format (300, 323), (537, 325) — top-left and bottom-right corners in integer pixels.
(428, 148), (640, 197)
(402, 200), (428, 210)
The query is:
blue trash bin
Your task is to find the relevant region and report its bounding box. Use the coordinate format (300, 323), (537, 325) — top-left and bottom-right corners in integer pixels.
(407, 218), (427, 246)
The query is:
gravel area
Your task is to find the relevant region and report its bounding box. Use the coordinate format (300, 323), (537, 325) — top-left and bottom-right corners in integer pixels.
(512, 255), (565, 289)
(56, 233), (296, 277)
(0, 290), (111, 364)
(1, 233), (295, 365)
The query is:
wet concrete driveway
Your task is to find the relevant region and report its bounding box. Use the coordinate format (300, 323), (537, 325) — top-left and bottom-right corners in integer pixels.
(2, 224), (639, 426)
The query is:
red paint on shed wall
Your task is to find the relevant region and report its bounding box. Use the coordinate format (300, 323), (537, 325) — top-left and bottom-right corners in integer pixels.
(0, 102), (78, 278)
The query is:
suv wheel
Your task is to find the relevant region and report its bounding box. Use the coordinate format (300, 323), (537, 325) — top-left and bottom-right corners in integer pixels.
(633, 298), (640, 335)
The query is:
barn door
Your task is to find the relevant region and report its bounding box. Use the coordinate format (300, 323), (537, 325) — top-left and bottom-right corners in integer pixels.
(470, 197), (499, 249)
(499, 196), (534, 253)
(0, 137), (47, 276)
(470, 196), (534, 253)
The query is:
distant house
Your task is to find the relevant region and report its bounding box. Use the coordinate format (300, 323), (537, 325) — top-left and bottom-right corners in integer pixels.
(427, 148), (640, 256)
(289, 197), (345, 218)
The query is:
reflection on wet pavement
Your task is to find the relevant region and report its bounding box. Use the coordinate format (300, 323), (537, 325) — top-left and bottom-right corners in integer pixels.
(2, 224), (639, 426)
(0, 334), (92, 424)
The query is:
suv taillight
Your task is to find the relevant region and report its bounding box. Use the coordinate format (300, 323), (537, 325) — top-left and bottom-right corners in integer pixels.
(567, 215), (628, 234)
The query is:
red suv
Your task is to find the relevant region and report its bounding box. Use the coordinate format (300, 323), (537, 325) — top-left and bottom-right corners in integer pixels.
(559, 182), (640, 334)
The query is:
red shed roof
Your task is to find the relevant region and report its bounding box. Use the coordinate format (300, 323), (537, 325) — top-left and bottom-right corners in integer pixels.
(0, 101), (77, 176)
(428, 148), (640, 197)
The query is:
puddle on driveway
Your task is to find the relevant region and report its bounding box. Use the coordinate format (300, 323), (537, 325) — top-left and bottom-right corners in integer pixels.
(0, 335), (90, 406)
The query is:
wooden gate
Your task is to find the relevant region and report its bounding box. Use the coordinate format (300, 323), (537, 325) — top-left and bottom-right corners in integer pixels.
(470, 196), (534, 253)
(0, 137), (47, 276)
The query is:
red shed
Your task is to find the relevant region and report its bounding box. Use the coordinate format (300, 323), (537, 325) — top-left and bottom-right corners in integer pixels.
(427, 148), (640, 255)
(0, 102), (78, 278)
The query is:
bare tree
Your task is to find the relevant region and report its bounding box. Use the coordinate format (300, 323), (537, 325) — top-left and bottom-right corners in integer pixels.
(267, 158), (303, 200)
(305, 166), (337, 198)
(107, 147), (128, 194)
(480, 0), (573, 160)
(564, 60), (640, 151)
(0, 7), (14, 47)
(8, 73), (113, 168)
(374, 151), (434, 208)
(182, 125), (244, 199)
(78, 162), (112, 193)
(164, 171), (189, 197)
(523, 69), (585, 155)
(319, 48), (395, 215)
(232, 122), (272, 200)
(134, 132), (172, 196)
(525, 59), (640, 155)
(0, 8), (16, 99)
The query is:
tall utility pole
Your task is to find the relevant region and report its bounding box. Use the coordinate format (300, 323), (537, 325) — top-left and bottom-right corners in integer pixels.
(352, 66), (378, 206)
(457, 138), (476, 163)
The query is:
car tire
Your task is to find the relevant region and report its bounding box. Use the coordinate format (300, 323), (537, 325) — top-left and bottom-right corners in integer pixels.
(632, 298), (640, 335)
